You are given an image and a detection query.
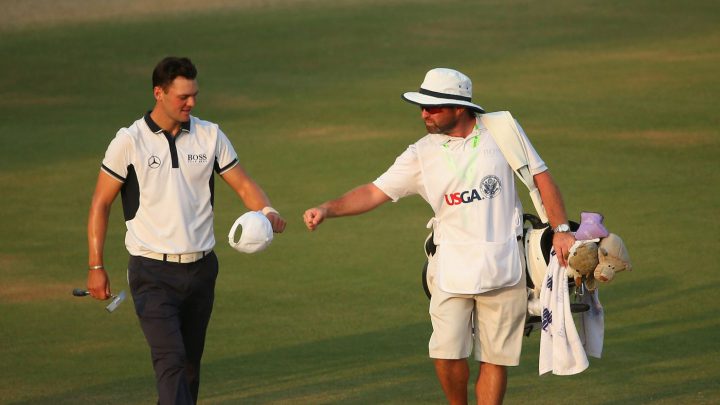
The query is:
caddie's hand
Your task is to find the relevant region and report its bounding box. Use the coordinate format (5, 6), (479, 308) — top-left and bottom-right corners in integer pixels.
(87, 268), (111, 300)
(303, 207), (327, 231)
(266, 212), (287, 233)
(552, 232), (576, 268)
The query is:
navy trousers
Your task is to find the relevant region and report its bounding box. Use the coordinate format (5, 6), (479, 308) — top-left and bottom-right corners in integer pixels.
(128, 252), (219, 405)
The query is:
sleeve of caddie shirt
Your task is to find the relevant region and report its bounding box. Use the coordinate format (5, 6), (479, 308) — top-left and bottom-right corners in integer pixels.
(372, 144), (422, 202)
(215, 127), (239, 175)
(100, 129), (133, 183)
(515, 120), (548, 175)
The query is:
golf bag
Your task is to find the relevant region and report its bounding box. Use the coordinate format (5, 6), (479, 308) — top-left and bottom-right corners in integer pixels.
(421, 213), (587, 336)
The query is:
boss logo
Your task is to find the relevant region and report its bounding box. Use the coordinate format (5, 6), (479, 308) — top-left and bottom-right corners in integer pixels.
(187, 153), (208, 164)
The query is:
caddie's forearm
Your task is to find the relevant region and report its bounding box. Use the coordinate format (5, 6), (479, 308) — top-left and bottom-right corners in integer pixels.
(535, 171), (569, 228)
(321, 183), (389, 218)
(544, 192), (569, 228)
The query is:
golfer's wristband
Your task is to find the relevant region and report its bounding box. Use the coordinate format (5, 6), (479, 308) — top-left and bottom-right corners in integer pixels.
(89, 265), (105, 270)
(261, 206), (279, 216)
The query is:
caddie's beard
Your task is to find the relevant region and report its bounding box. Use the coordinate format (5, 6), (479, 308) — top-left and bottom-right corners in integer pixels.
(424, 116), (459, 135)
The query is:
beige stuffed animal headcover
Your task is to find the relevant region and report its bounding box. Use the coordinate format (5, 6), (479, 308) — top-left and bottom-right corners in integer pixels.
(568, 242), (599, 277)
(567, 232), (632, 291)
(568, 240), (600, 290)
(595, 233), (632, 282)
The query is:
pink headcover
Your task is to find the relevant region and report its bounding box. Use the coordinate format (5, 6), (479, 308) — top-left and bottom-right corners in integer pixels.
(574, 211), (609, 240)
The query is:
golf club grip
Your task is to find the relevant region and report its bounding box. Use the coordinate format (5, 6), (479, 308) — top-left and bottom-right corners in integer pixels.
(72, 288), (90, 297)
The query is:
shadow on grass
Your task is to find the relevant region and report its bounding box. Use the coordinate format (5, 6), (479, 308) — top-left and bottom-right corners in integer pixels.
(202, 321), (441, 404)
(12, 322), (444, 404)
(10, 293), (719, 404)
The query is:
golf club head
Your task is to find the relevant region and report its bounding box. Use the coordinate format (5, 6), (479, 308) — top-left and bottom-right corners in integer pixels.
(570, 302), (591, 313)
(105, 290), (126, 313)
(72, 288), (90, 297)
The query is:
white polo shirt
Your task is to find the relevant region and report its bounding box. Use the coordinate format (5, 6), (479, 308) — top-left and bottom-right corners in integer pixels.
(101, 113), (239, 256)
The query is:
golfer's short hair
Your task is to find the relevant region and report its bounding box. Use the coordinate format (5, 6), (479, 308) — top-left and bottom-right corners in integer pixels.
(152, 57), (197, 90)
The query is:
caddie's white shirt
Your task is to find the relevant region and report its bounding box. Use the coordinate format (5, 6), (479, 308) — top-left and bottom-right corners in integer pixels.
(373, 116), (547, 294)
(101, 113), (239, 256)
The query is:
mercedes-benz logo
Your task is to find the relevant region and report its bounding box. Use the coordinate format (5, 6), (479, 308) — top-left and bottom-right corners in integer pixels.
(148, 155), (161, 169)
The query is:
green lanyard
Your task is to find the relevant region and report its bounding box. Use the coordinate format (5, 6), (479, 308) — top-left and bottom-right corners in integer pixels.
(441, 125), (482, 187)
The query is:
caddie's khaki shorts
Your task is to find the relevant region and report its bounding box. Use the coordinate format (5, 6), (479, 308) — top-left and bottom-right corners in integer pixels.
(427, 240), (527, 366)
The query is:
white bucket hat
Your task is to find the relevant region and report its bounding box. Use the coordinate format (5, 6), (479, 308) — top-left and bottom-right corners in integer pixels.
(228, 211), (274, 254)
(402, 68), (485, 113)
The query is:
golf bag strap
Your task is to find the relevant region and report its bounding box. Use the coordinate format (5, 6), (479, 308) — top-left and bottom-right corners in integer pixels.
(481, 111), (549, 223)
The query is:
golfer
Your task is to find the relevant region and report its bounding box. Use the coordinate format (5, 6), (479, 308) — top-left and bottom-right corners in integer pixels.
(85, 56), (286, 404)
(303, 68), (575, 404)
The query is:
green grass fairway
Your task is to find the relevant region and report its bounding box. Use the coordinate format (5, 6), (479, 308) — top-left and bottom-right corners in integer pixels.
(1, 0), (718, 403)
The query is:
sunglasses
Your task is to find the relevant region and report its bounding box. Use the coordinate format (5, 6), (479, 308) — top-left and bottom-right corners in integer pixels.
(420, 106), (454, 114)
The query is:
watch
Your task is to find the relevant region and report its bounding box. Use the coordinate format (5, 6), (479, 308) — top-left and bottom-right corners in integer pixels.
(553, 223), (571, 233)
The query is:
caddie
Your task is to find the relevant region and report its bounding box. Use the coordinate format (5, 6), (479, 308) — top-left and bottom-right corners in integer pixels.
(85, 56), (286, 405)
(303, 68), (575, 404)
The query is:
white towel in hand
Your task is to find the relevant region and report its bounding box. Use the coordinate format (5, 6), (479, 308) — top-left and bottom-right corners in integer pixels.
(539, 251), (589, 375)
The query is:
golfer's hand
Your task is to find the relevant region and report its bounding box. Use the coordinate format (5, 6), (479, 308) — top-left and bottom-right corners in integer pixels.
(87, 269), (111, 300)
(552, 232), (576, 268)
(266, 212), (287, 233)
(303, 207), (327, 231)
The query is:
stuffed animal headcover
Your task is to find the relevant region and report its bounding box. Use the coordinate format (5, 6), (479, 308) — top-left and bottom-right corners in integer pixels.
(595, 233), (632, 282)
(566, 212), (631, 290)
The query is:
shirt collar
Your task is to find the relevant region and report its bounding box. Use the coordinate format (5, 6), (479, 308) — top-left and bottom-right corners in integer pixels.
(430, 122), (484, 146)
(143, 111), (191, 135)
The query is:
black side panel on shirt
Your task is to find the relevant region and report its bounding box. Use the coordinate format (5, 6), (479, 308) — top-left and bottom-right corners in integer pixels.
(121, 164), (140, 221)
(210, 160), (220, 208)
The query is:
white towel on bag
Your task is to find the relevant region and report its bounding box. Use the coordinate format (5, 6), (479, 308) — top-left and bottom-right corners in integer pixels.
(539, 251), (589, 375)
(578, 288), (604, 358)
